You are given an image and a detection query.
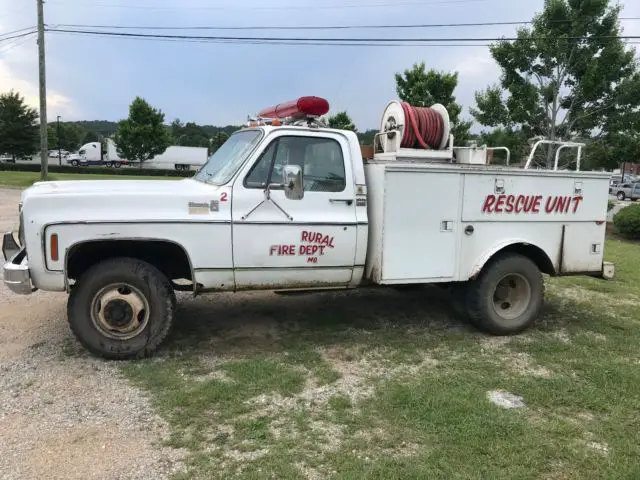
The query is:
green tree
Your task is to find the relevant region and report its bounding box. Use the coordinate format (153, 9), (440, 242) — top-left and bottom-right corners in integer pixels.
(170, 118), (183, 139)
(209, 131), (229, 155)
(0, 90), (38, 160)
(477, 128), (529, 166)
(114, 96), (171, 166)
(47, 122), (85, 152)
(357, 129), (377, 145)
(82, 130), (100, 144)
(471, 0), (640, 169)
(177, 122), (210, 148)
(395, 63), (472, 143)
(327, 111), (357, 132)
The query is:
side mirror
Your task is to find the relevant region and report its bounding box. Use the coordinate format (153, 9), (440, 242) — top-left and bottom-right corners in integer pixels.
(283, 164), (304, 200)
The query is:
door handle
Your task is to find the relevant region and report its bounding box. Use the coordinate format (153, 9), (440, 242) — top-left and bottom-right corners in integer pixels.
(329, 199), (353, 206)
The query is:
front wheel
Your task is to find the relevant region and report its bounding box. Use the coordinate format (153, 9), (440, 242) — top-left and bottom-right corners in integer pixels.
(466, 254), (544, 335)
(67, 258), (175, 359)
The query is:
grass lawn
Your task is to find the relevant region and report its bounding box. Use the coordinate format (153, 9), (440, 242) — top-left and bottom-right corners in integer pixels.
(61, 237), (639, 479)
(0, 170), (178, 188)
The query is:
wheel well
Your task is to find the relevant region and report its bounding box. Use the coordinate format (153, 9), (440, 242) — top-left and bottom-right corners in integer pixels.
(485, 243), (556, 277)
(66, 240), (193, 284)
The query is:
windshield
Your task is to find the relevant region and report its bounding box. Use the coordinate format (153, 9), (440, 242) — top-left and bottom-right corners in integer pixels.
(193, 129), (263, 185)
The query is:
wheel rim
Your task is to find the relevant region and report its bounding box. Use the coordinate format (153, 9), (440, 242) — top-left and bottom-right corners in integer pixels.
(90, 283), (150, 340)
(618, 193), (624, 200)
(491, 273), (531, 321)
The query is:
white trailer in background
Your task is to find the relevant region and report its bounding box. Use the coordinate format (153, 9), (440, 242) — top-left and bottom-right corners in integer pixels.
(133, 145), (209, 171)
(66, 138), (208, 171)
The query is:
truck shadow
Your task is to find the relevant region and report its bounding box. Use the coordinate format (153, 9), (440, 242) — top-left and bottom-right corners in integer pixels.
(164, 286), (568, 357)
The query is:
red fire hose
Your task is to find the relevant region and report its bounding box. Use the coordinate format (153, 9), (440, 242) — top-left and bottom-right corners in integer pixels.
(400, 102), (445, 150)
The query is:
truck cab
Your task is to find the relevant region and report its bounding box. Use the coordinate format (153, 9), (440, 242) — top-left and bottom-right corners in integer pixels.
(66, 142), (105, 167)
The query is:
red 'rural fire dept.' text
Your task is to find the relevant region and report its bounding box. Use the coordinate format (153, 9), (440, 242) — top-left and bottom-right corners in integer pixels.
(269, 231), (336, 263)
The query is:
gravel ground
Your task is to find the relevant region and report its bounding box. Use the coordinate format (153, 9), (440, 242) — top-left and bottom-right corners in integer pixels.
(0, 188), (184, 480)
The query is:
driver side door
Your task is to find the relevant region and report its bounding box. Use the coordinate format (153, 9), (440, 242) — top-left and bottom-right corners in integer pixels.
(231, 131), (358, 290)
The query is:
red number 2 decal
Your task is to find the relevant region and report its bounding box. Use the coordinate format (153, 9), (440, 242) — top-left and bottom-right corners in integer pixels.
(220, 192), (228, 202)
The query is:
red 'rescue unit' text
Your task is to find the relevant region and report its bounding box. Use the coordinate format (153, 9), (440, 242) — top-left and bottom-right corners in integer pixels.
(482, 194), (584, 214)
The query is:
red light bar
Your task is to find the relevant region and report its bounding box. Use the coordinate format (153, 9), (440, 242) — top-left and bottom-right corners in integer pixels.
(257, 96), (330, 119)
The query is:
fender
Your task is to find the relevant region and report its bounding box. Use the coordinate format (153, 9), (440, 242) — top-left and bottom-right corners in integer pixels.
(468, 238), (556, 280)
(63, 237), (196, 293)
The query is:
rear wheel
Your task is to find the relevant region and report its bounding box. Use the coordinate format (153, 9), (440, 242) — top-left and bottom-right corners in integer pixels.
(466, 254), (544, 335)
(617, 191), (626, 201)
(448, 282), (470, 320)
(67, 258), (175, 359)
(71, 160), (79, 167)
(114, 162), (122, 168)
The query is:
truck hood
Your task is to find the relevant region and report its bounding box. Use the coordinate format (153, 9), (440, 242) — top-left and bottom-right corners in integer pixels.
(21, 178), (230, 224)
(27, 178), (193, 196)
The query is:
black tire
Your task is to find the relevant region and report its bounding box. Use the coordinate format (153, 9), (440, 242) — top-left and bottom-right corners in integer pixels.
(448, 282), (470, 320)
(67, 258), (175, 360)
(617, 192), (626, 201)
(114, 162), (122, 169)
(105, 162), (113, 168)
(466, 253), (544, 336)
(71, 160), (79, 167)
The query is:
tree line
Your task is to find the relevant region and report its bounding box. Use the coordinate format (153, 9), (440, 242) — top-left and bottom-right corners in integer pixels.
(1, 0), (638, 169)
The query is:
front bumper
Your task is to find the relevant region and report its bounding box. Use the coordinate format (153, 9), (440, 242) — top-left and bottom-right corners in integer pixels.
(2, 232), (35, 295)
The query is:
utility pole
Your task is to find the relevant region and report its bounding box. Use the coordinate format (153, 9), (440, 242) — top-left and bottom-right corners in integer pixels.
(37, 0), (48, 181)
(57, 115), (61, 165)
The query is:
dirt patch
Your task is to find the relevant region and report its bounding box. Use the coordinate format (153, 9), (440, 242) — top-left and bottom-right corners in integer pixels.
(552, 329), (571, 344)
(560, 287), (640, 308)
(505, 352), (553, 378)
(246, 346), (439, 417)
(581, 331), (607, 342)
(479, 340), (553, 379)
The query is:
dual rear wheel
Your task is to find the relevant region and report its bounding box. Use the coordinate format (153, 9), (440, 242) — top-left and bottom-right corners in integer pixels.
(449, 253), (544, 335)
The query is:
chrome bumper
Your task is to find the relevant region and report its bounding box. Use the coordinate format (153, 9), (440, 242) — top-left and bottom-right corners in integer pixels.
(2, 232), (35, 295)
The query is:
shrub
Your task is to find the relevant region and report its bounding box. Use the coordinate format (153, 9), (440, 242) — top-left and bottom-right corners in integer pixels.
(0, 162), (193, 177)
(613, 204), (640, 238)
(608, 200), (615, 212)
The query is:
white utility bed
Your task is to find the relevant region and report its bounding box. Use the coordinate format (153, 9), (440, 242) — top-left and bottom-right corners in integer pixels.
(363, 161), (611, 284)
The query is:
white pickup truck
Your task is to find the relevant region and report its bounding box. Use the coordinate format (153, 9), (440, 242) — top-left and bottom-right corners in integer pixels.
(2, 97), (614, 359)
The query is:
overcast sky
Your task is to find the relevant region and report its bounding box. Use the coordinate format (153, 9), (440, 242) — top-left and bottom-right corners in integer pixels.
(1, 0), (639, 130)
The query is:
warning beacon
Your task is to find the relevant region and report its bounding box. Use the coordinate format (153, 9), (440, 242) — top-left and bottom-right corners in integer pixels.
(257, 96), (330, 120)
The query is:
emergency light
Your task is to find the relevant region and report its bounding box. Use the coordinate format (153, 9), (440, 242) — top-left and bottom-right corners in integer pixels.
(257, 96), (330, 120)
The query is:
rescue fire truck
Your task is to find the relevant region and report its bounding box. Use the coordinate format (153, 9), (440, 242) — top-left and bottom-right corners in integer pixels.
(2, 96), (614, 359)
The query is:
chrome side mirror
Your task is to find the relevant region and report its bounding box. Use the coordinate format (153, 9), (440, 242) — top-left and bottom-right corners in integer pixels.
(283, 164), (304, 200)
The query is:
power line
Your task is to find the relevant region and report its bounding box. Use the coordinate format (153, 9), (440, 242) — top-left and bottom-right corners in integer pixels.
(0, 27), (37, 38)
(46, 30), (494, 47)
(46, 0), (492, 11)
(45, 28), (640, 43)
(52, 21), (536, 31)
(52, 17), (640, 32)
(0, 31), (38, 44)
